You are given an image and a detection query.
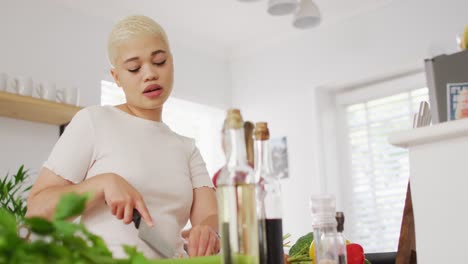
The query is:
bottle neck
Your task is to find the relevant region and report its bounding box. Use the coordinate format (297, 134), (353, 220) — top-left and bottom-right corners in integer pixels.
(255, 139), (283, 219)
(254, 140), (274, 177)
(226, 128), (249, 168)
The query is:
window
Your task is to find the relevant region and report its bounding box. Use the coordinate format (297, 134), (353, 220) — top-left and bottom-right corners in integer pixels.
(340, 86), (428, 253)
(100, 80), (225, 176)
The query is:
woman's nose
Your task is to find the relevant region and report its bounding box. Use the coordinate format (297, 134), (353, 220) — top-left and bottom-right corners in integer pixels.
(142, 64), (159, 81)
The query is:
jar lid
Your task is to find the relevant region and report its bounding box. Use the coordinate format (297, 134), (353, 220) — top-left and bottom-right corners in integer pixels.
(310, 194), (337, 226)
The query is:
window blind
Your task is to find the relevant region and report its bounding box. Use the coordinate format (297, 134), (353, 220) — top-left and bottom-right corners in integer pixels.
(344, 87), (428, 253)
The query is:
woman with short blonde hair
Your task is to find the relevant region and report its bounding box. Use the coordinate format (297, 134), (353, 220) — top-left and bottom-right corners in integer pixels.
(27, 15), (219, 259)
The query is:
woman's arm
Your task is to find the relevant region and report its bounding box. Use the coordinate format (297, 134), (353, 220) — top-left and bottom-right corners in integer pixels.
(27, 167), (153, 226)
(190, 187), (218, 230)
(26, 167), (105, 220)
(185, 187), (219, 257)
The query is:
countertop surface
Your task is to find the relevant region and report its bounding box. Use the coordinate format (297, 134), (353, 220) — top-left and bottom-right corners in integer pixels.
(389, 118), (468, 148)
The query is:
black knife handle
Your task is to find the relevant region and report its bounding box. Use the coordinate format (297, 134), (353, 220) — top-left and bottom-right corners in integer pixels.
(132, 209), (142, 229)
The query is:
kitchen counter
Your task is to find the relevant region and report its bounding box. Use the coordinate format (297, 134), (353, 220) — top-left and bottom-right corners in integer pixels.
(389, 118), (468, 264)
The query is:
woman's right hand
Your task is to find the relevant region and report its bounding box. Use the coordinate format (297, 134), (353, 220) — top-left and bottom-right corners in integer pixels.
(100, 173), (154, 227)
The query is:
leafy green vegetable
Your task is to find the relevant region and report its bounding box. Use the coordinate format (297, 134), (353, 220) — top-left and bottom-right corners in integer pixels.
(25, 217), (55, 235)
(0, 206), (17, 235)
(53, 220), (80, 237)
(0, 192), (134, 263)
(287, 232), (313, 263)
(123, 245), (152, 264)
(288, 232), (313, 257)
(54, 192), (90, 221)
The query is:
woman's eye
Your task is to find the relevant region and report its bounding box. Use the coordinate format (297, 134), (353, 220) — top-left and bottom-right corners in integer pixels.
(154, 60), (166, 66)
(128, 68), (140, 73)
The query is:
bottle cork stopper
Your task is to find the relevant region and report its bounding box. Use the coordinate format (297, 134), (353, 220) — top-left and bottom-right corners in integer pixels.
(224, 108), (244, 129)
(254, 122), (270, 140)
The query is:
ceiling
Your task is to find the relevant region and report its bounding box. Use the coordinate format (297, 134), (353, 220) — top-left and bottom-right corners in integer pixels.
(56, 0), (394, 57)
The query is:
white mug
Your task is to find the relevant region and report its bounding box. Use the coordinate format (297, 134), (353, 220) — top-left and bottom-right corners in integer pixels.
(57, 86), (79, 106)
(9, 76), (33, 96)
(37, 81), (57, 101)
(0, 73), (7, 92)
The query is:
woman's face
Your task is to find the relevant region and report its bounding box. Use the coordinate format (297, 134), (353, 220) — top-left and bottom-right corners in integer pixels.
(111, 35), (174, 110)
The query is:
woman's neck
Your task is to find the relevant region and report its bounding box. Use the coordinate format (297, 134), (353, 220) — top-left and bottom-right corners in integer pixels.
(118, 104), (163, 122)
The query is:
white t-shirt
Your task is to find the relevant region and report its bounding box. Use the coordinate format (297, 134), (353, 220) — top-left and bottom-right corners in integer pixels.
(43, 105), (214, 259)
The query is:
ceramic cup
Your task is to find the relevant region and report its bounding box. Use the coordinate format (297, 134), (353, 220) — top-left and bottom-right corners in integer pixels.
(36, 81), (57, 101)
(57, 85), (79, 105)
(0, 73), (7, 91)
(9, 76), (33, 96)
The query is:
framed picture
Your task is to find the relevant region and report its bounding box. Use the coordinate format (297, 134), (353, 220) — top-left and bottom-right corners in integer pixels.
(447, 82), (468, 121)
(270, 136), (289, 179)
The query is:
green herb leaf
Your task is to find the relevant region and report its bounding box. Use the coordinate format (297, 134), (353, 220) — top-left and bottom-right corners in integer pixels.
(46, 243), (73, 261)
(80, 250), (117, 264)
(61, 235), (88, 251)
(25, 217), (55, 235)
(289, 232), (313, 257)
(0, 208), (17, 235)
(81, 229), (112, 256)
(122, 245), (151, 264)
(53, 220), (80, 237)
(0, 165), (31, 219)
(54, 193), (90, 221)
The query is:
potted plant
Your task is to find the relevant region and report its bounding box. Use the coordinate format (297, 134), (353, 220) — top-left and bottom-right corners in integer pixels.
(0, 165), (31, 220)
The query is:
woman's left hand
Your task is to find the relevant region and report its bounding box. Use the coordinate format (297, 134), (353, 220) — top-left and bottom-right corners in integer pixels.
(183, 225), (220, 257)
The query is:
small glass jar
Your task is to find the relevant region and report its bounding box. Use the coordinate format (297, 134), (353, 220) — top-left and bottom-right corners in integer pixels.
(310, 194), (340, 264)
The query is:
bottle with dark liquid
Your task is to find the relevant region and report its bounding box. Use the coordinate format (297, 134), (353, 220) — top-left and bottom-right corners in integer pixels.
(253, 122), (284, 264)
(217, 109), (260, 264)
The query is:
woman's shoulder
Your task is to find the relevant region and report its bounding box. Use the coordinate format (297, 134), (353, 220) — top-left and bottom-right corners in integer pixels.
(66, 106), (119, 130)
(71, 105), (106, 116)
(163, 129), (198, 154)
(78, 105), (113, 115)
(168, 130), (195, 147)
(74, 105), (119, 120)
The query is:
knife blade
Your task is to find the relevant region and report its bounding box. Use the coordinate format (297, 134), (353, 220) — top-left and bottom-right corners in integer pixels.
(132, 209), (175, 258)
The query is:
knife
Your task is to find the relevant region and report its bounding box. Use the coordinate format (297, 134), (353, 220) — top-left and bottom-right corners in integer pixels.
(132, 209), (175, 258)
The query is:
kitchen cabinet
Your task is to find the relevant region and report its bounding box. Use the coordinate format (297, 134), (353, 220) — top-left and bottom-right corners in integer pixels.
(389, 118), (468, 264)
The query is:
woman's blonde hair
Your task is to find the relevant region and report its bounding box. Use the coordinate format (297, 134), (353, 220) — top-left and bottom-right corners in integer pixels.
(107, 15), (169, 66)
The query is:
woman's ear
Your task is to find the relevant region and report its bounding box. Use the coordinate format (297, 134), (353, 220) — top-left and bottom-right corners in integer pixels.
(110, 68), (121, 87)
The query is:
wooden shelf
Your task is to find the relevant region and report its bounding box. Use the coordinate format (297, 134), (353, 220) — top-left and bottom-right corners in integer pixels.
(0, 91), (82, 125)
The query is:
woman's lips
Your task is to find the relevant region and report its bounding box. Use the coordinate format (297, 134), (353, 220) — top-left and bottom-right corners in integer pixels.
(143, 89), (163, 98)
(143, 84), (163, 99)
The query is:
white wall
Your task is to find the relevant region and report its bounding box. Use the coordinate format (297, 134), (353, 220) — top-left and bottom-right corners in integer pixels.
(0, 0), (231, 177)
(231, 0), (468, 243)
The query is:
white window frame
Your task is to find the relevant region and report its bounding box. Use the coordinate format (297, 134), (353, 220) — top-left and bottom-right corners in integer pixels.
(315, 69), (427, 252)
